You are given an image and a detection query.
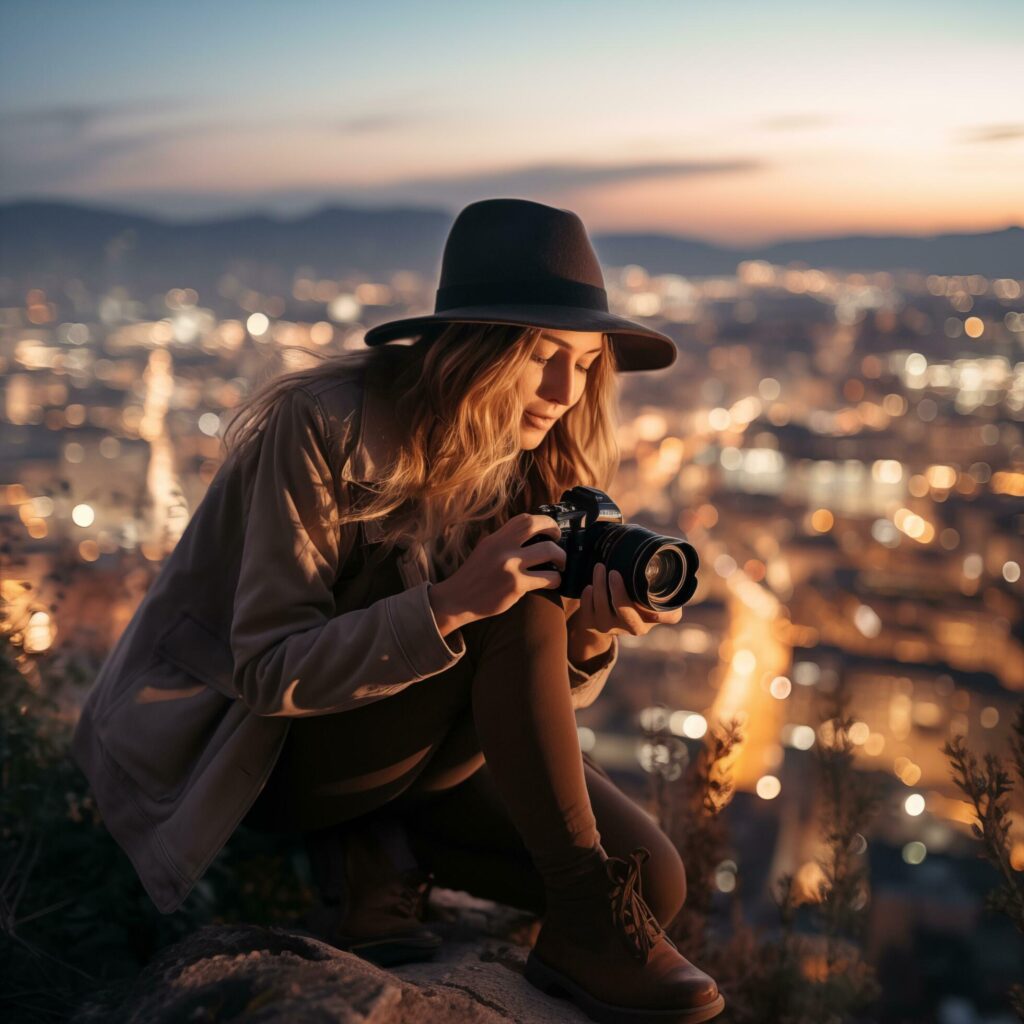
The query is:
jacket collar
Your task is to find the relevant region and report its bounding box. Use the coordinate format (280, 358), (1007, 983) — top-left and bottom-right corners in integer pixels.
(338, 349), (415, 551)
(340, 349), (407, 486)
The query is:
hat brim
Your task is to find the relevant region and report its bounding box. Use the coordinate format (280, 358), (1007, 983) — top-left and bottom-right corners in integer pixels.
(361, 304), (677, 372)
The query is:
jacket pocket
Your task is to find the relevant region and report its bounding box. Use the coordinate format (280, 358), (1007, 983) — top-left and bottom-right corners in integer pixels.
(97, 613), (238, 803)
(156, 612), (238, 699)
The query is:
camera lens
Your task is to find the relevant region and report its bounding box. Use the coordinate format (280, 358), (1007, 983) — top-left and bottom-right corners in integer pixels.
(644, 545), (687, 603)
(593, 524), (699, 611)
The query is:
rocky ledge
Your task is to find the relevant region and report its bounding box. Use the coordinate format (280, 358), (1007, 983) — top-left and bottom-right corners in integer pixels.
(71, 888), (590, 1023)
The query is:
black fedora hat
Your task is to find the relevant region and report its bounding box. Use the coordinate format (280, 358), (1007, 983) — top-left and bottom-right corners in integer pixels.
(362, 198), (677, 372)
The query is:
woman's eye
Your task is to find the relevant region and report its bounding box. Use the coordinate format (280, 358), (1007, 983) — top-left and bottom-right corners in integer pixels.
(532, 354), (592, 372)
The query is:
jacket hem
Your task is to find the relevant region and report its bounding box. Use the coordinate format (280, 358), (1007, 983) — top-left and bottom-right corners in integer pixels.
(72, 710), (193, 914)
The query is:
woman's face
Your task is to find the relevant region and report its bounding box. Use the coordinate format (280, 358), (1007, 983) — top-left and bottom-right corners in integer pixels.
(518, 329), (605, 450)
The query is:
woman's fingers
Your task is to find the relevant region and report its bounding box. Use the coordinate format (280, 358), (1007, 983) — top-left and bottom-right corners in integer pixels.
(607, 568), (650, 634)
(509, 512), (561, 546)
(607, 567), (675, 629)
(583, 563), (685, 634)
(519, 539), (566, 571)
(523, 569), (562, 591)
(593, 564), (639, 633)
(591, 563), (611, 623)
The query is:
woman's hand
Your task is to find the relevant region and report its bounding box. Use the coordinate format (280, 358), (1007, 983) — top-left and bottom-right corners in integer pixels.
(428, 513), (567, 636)
(567, 562), (684, 640)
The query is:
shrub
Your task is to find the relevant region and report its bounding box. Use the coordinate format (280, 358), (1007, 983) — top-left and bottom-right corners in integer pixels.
(654, 690), (883, 1023)
(944, 703), (1024, 1021)
(0, 632), (309, 1023)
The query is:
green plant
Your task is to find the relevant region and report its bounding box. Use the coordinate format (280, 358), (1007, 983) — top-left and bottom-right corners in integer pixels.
(0, 632), (309, 1023)
(659, 691), (882, 1023)
(662, 714), (743, 962)
(944, 702), (1024, 1021)
(797, 693), (884, 1023)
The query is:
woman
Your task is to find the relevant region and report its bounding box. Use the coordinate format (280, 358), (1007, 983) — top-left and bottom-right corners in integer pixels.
(73, 198), (724, 1023)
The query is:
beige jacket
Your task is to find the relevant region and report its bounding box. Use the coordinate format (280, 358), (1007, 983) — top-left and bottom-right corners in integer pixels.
(72, 351), (618, 913)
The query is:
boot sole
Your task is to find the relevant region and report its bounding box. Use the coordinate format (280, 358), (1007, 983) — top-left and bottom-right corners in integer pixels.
(343, 933), (443, 967)
(524, 952), (726, 1024)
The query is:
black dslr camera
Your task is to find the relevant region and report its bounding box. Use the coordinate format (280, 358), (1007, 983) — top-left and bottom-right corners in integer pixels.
(523, 486), (699, 612)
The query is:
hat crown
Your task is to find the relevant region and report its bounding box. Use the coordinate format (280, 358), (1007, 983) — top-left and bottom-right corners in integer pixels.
(435, 199), (608, 313)
(439, 198), (605, 294)
(360, 196), (678, 371)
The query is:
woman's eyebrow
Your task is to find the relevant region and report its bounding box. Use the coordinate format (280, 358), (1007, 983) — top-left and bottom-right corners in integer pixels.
(540, 332), (603, 356)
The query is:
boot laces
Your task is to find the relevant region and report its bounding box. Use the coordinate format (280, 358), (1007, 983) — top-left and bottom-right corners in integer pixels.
(606, 848), (664, 963)
(395, 871), (432, 920)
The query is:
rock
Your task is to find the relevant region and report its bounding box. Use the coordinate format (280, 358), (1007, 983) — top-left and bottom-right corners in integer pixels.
(393, 888), (589, 1022)
(71, 889), (590, 1023)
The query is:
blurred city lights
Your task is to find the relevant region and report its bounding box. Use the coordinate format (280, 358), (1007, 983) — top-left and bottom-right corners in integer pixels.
(784, 725), (816, 750)
(24, 611), (54, 653)
(904, 793), (926, 816)
(714, 860), (737, 893)
(71, 503), (95, 527)
(902, 842), (927, 865)
(1, 222), (1020, 1002)
(669, 711), (708, 739)
(246, 313), (270, 336)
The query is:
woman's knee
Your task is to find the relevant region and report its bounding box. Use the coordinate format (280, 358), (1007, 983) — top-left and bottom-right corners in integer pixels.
(511, 587), (567, 635)
(639, 831), (687, 927)
(472, 588), (567, 662)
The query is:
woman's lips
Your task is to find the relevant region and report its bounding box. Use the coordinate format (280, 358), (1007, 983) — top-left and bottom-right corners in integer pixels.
(524, 411), (555, 429)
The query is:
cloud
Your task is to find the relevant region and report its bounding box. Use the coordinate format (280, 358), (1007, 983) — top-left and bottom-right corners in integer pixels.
(0, 99), (197, 192)
(960, 123), (1024, 143)
(3, 156), (766, 219)
(0, 98), (184, 133)
(333, 112), (426, 134)
(0, 129), (158, 191)
(343, 157), (765, 205)
(0, 98), (188, 191)
(0, 98), (452, 195)
(0, 100), (765, 217)
(757, 114), (834, 132)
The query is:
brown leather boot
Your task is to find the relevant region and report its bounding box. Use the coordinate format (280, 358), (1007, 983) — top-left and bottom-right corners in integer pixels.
(525, 847), (725, 1023)
(301, 817), (443, 967)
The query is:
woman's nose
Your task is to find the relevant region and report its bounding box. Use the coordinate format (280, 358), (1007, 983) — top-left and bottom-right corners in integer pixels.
(539, 365), (574, 407)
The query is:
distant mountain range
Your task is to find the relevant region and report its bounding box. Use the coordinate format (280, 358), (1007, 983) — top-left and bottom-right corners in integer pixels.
(1, 200), (1021, 299)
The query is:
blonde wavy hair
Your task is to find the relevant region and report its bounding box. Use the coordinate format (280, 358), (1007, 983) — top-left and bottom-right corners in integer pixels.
(222, 322), (621, 580)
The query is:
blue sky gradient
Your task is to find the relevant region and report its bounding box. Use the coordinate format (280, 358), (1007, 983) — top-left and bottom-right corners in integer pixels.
(2, 1), (1021, 242)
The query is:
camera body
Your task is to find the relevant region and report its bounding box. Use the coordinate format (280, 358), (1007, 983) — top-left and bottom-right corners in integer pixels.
(524, 485), (699, 612)
(528, 485), (623, 598)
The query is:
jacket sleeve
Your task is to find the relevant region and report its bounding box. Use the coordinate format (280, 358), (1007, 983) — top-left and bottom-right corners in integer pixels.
(567, 634), (618, 710)
(229, 387), (468, 717)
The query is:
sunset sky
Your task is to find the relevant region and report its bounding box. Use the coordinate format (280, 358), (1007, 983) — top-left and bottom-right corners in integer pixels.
(2, 0), (1022, 244)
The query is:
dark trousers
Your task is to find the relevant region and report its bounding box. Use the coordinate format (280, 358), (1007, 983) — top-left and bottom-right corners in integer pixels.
(244, 566), (687, 926)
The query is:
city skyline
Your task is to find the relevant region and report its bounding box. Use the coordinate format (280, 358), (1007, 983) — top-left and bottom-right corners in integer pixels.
(2, 0), (1023, 243)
